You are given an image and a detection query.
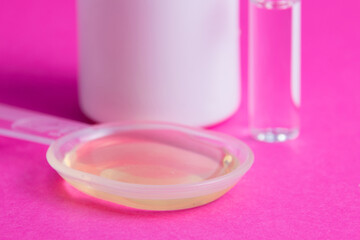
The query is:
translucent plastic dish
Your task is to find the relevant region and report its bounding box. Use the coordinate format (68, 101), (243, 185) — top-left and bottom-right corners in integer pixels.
(0, 104), (254, 211)
(46, 122), (254, 211)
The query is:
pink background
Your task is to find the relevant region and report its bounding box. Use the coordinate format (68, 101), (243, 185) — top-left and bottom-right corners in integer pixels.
(1, 0), (360, 239)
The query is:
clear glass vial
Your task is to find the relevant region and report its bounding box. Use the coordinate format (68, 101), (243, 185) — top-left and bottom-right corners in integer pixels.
(249, 0), (301, 142)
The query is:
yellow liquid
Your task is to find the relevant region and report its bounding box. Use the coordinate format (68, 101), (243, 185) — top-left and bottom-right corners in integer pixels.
(63, 130), (238, 210)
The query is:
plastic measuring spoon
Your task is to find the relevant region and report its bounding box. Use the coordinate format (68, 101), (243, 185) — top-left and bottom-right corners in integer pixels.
(0, 104), (253, 211)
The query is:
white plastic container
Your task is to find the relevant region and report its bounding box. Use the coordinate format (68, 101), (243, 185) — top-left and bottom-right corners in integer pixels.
(77, 0), (240, 126)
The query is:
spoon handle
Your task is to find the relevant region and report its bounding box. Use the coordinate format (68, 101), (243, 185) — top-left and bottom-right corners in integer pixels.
(0, 104), (88, 145)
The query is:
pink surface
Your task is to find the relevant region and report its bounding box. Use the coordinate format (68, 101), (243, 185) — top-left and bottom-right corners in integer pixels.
(0, 0), (360, 239)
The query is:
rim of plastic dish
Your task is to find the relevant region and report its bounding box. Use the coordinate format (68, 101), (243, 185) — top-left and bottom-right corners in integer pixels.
(46, 122), (254, 199)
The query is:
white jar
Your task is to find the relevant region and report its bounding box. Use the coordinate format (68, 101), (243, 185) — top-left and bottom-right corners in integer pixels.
(78, 0), (240, 126)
